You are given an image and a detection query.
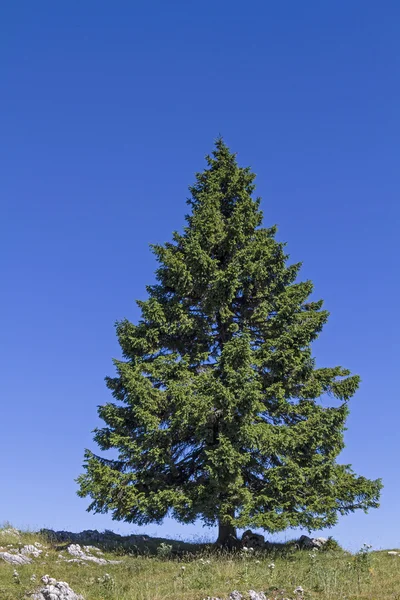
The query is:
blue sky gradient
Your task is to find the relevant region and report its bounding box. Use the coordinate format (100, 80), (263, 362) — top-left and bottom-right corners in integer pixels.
(1, 1), (399, 550)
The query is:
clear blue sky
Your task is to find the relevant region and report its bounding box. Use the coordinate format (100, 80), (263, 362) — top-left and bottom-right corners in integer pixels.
(1, 1), (399, 551)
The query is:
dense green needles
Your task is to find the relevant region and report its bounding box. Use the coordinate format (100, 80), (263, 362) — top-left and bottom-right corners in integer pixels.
(77, 140), (381, 546)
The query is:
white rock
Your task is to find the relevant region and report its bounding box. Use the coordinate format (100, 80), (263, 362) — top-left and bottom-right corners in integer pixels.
(64, 559), (85, 564)
(206, 595), (267, 600)
(66, 544), (85, 558)
(248, 592), (266, 600)
(83, 545), (103, 554)
(30, 575), (85, 599)
(65, 544), (120, 565)
(21, 544), (43, 558)
(315, 538), (326, 547)
(0, 551), (32, 565)
(388, 551), (399, 556)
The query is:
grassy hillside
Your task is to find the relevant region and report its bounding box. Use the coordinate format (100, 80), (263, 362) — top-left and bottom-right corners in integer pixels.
(1, 526), (399, 600)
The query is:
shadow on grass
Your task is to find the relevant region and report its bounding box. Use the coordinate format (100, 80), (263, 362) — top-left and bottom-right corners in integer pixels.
(40, 528), (342, 559)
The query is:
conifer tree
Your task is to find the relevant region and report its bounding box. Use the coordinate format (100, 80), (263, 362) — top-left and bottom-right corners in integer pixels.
(78, 140), (382, 546)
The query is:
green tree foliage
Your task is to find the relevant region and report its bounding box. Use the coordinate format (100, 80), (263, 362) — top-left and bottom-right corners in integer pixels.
(77, 140), (382, 544)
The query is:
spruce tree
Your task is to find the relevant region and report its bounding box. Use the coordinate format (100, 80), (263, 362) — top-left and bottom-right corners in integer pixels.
(78, 140), (382, 546)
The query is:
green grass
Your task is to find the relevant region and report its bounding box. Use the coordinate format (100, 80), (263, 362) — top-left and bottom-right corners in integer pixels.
(1, 525), (400, 600)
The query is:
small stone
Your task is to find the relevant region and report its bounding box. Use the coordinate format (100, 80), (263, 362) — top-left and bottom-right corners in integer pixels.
(294, 586), (305, 595)
(248, 592), (266, 600)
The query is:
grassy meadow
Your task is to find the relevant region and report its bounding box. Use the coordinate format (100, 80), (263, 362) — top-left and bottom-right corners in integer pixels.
(1, 526), (399, 600)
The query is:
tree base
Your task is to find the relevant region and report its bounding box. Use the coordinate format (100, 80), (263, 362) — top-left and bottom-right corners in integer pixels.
(216, 524), (241, 549)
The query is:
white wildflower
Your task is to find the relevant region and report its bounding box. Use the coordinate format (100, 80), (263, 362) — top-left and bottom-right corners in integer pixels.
(13, 570), (20, 584)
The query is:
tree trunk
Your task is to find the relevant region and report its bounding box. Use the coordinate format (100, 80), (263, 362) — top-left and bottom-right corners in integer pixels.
(216, 521), (239, 548)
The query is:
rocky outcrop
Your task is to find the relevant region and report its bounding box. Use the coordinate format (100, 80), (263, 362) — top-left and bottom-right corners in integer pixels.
(298, 535), (327, 549)
(0, 543), (43, 564)
(241, 530), (265, 550)
(82, 545), (103, 555)
(64, 544), (121, 565)
(21, 544), (43, 558)
(0, 551), (32, 565)
(30, 575), (84, 600)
